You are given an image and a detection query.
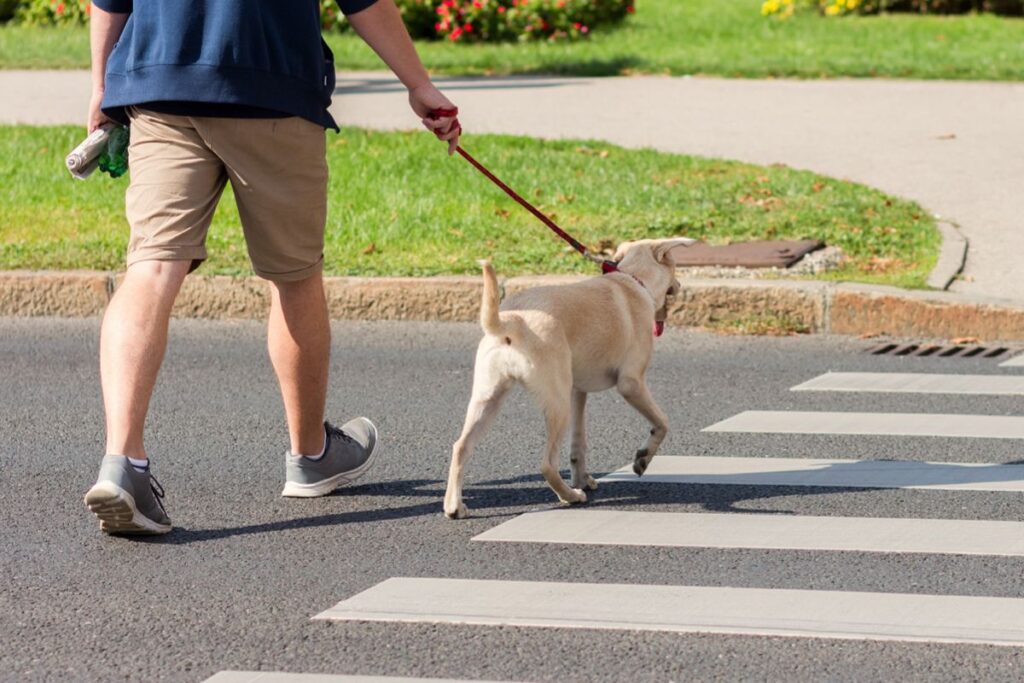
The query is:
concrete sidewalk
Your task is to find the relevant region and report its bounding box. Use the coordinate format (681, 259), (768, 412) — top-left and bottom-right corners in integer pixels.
(4, 70), (1023, 301)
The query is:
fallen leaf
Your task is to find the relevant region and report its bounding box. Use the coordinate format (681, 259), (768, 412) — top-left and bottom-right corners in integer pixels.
(362, 243), (376, 255)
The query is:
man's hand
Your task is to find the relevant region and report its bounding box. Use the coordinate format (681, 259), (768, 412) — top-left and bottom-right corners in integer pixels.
(409, 83), (461, 155)
(88, 89), (112, 133)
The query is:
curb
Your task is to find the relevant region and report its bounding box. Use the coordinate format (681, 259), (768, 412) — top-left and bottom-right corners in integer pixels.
(3, 270), (1024, 341)
(926, 221), (968, 291)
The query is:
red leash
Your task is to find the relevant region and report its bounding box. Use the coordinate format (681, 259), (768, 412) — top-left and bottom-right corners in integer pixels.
(428, 108), (664, 336)
(429, 108), (618, 275)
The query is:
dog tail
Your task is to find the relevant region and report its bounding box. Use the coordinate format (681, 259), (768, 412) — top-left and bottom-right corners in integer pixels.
(478, 259), (504, 337)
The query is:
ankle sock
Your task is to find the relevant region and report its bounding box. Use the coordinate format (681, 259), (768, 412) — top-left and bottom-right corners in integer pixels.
(126, 456), (149, 473)
(296, 432), (328, 461)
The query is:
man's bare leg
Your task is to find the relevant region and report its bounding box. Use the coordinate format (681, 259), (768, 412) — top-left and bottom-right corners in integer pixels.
(268, 272), (330, 455)
(101, 259), (190, 459)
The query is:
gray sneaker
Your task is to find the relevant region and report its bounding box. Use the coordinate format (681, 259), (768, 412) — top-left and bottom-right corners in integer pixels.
(281, 418), (380, 497)
(84, 455), (172, 535)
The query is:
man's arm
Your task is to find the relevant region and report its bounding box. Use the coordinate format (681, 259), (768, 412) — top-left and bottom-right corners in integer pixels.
(88, 4), (130, 132)
(345, 0), (461, 154)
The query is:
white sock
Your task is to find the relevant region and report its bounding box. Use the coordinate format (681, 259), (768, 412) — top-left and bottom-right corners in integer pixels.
(127, 456), (149, 473)
(295, 432), (328, 461)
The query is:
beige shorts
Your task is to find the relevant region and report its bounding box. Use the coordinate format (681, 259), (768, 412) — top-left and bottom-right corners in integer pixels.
(125, 107), (328, 282)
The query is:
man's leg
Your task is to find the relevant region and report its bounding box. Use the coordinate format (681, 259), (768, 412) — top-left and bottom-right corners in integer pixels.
(101, 259), (190, 458)
(267, 272), (331, 456)
(86, 258), (188, 535)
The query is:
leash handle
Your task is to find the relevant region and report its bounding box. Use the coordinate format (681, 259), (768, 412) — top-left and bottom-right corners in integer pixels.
(430, 108), (618, 274)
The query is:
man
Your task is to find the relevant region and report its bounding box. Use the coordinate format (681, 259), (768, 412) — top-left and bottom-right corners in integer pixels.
(83, 0), (461, 535)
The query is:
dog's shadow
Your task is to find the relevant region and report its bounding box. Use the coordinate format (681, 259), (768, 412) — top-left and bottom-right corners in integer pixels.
(466, 471), (869, 516)
(136, 468), (887, 545)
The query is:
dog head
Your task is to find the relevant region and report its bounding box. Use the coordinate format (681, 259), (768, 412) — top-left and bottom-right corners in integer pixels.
(612, 238), (696, 319)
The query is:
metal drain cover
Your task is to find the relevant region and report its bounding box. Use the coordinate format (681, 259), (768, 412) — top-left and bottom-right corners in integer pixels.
(671, 239), (825, 268)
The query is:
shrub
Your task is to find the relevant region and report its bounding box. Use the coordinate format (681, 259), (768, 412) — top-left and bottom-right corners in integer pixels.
(16, 0), (90, 25)
(323, 0), (636, 42)
(7, 0), (638, 38)
(321, 0), (440, 35)
(433, 0), (635, 42)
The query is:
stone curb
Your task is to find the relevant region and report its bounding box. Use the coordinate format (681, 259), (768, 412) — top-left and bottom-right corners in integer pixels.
(4, 270), (1024, 341)
(926, 221), (968, 291)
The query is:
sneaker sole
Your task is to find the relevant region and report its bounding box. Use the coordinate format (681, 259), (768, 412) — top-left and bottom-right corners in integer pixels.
(280, 421), (381, 498)
(84, 481), (172, 535)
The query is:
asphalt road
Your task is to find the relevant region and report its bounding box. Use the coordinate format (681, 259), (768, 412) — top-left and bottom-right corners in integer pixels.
(3, 317), (1024, 682)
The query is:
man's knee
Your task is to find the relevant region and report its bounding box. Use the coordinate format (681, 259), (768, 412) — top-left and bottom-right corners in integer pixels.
(124, 259), (190, 295)
(271, 271), (324, 300)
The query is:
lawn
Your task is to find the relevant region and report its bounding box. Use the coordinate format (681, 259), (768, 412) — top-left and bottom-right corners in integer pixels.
(0, 0), (1022, 79)
(0, 125), (939, 287)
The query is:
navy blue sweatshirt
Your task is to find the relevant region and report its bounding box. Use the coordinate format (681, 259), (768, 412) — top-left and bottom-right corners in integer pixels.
(92, 0), (379, 129)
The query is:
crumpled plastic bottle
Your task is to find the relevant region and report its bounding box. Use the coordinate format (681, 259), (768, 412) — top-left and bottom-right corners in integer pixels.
(97, 126), (130, 179)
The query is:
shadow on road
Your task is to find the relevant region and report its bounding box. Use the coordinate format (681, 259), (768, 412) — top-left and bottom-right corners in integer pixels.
(130, 453), (1013, 544)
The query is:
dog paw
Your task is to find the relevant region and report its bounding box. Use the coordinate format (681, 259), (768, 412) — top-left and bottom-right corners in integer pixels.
(578, 476), (598, 491)
(633, 448), (651, 476)
(560, 488), (587, 505)
(444, 503), (469, 520)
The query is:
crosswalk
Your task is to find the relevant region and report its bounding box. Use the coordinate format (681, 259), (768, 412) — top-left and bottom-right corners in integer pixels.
(310, 361), (1024, 667)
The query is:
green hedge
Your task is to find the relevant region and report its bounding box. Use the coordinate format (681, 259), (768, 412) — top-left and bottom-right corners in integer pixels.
(8, 0), (636, 41)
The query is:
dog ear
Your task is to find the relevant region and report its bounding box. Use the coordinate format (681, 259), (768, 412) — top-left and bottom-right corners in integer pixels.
(612, 240), (635, 263)
(654, 238), (698, 264)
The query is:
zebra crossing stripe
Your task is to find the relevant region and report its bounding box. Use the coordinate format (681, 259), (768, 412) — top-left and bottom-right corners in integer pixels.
(472, 509), (1024, 556)
(1000, 354), (1024, 368)
(203, 672), (512, 683)
(791, 372), (1024, 395)
(313, 577), (1024, 647)
(597, 455), (1024, 491)
(703, 411), (1024, 439)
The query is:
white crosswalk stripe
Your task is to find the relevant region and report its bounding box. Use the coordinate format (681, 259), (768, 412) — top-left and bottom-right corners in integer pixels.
(314, 577), (1024, 647)
(471, 509), (1024, 556)
(704, 410), (1024, 439)
(204, 673), (512, 683)
(598, 455), (1024, 491)
(791, 371), (1024, 395)
(1000, 353), (1024, 367)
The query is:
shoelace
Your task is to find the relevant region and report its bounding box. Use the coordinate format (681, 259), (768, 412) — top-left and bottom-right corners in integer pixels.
(327, 424), (356, 446)
(149, 473), (167, 515)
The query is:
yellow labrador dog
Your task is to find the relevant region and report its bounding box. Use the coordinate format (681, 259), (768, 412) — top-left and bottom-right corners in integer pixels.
(444, 238), (694, 519)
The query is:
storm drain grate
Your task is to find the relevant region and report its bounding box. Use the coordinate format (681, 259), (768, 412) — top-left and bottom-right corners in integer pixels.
(867, 343), (1012, 359)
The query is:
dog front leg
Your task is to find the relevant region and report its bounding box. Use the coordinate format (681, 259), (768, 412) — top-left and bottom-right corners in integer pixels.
(569, 389), (597, 491)
(539, 405), (587, 505)
(616, 375), (669, 476)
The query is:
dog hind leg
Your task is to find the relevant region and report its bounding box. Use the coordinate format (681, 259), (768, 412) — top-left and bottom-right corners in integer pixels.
(616, 375), (669, 476)
(444, 365), (513, 519)
(569, 389), (597, 491)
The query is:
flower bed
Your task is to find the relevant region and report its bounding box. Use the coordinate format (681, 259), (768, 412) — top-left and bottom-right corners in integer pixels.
(325, 0), (635, 41)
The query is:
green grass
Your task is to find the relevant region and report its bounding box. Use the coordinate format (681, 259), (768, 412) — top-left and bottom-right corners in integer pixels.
(0, 125), (939, 287)
(2, 0), (1023, 79)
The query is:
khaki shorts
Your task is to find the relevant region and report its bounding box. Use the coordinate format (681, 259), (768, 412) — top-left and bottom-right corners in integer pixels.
(125, 107), (328, 282)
